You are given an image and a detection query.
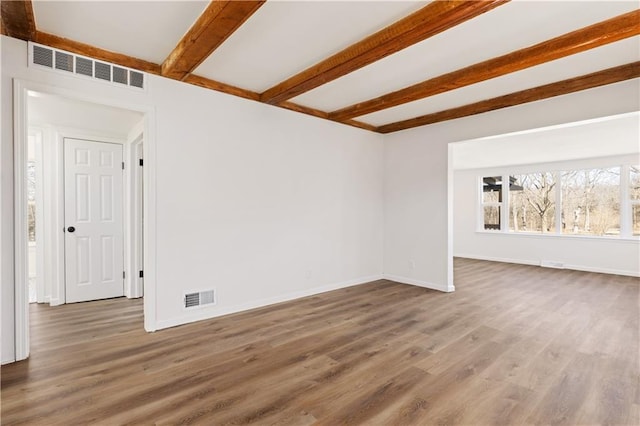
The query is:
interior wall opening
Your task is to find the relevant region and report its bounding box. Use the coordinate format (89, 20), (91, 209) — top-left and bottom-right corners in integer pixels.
(20, 88), (146, 358)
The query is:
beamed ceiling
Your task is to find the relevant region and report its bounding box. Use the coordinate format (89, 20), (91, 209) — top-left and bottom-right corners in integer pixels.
(1, 1), (639, 133)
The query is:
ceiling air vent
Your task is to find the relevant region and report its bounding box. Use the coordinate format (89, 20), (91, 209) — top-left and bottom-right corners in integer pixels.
(28, 42), (146, 91)
(184, 289), (216, 309)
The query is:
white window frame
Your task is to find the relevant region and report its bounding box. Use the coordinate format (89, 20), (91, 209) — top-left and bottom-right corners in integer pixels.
(625, 164), (640, 237)
(477, 161), (639, 240)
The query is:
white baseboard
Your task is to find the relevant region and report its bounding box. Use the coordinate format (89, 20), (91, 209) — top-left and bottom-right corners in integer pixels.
(49, 298), (62, 307)
(455, 254), (640, 277)
(562, 263), (640, 277)
(2, 356), (16, 365)
(383, 274), (454, 293)
(155, 274), (384, 331)
(455, 254), (539, 266)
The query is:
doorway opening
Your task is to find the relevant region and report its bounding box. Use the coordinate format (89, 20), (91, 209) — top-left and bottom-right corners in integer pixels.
(14, 84), (151, 361)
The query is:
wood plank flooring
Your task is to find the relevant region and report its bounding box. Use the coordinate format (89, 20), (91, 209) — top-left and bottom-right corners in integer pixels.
(2, 258), (639, 425)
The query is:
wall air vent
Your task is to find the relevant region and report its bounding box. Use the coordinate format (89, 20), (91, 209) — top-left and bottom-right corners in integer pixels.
(94, 61), (111, 81)
(54, 51), (73, 72)
(130, 70), (144, 88)
(75, 56), (93, 77)
(184, 289), (216, 309)
(33, 44), (53, 68)
(112, 66), (128, 85)
(28, 42), (146, 91)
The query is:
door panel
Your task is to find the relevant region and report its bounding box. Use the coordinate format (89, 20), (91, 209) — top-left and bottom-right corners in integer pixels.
(64, 138), (124, 303)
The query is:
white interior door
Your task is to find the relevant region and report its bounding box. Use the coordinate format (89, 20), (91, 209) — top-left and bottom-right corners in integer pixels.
(64, 138), (124, 303)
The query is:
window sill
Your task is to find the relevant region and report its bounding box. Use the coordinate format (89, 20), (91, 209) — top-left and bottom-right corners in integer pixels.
(475, 230), (640, 243)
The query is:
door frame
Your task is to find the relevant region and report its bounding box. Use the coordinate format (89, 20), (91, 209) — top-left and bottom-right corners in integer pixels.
(125, 135), (144, 299)
(13, 79), (158, 361)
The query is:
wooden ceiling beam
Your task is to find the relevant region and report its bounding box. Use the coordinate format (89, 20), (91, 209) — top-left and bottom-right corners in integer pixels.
(0, 0), (35, 41)
(28, 32), (376, 132)
(279, 101), (329, 119)
(377, 62), (640, 133)
(330, 9), (640, 121)
(276, 101), (378, 132)
(162, 0), (265, 81)
(34, 31), (162, 74)
(180, 75), (376, 131)
(340, 119), (378, 133)
(260, 0), (509, 105)
(184, 74), (261, 102)
(22, 1), (373, 132)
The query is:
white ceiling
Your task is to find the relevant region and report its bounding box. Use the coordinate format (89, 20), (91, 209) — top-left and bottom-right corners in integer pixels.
(291, 0), (640, 113)
(194, 1), (425, 92)
(25, 0), (640, 131)
(33, 1), (209, 63)
(28, 92), (143, 137)
(359, 36), (640, 126)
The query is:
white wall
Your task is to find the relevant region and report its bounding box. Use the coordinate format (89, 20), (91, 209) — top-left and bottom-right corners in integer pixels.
(383, 78), (640, 291)
(1, 36), (384, 363)
(150, 77), (384, 329)
(383, 127), (454, 291)
(28, 92), (142, 136)
(454, 154), (640, 277)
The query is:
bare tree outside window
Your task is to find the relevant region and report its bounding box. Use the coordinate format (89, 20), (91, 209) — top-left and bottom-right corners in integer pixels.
(480, 164), (637, 238)
(510, 173), (556, 233)
(483, 206), (500, 230)
(561, 168), (620, 236)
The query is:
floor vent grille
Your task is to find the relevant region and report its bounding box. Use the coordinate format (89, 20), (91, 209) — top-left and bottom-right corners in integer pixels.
(29, 42), (146, 91)
(184, 290), (216, 309)
(541, 260), (565, 269)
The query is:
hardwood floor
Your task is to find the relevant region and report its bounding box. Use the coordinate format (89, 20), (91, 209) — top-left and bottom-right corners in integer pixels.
(2, 258), (639, 425)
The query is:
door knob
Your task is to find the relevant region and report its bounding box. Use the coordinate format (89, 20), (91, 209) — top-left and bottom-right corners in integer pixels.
(67, 226), (76, 233)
